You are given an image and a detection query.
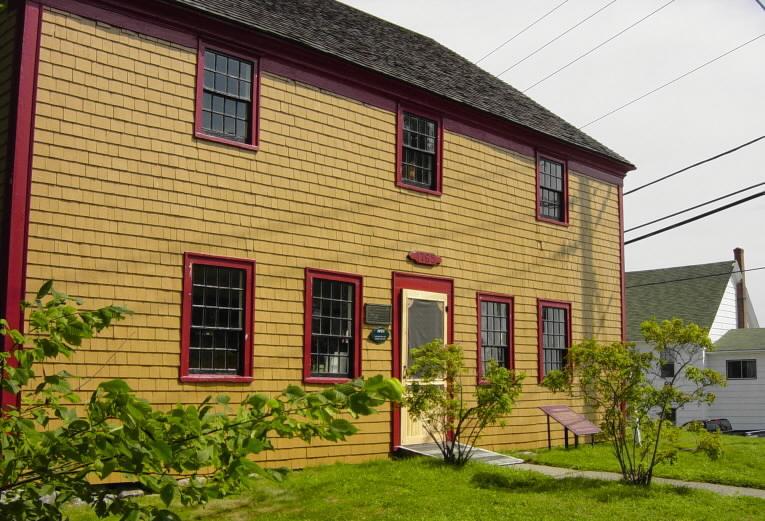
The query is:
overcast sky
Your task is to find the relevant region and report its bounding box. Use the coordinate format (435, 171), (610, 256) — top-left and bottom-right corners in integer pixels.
(341, 0), (765, 319)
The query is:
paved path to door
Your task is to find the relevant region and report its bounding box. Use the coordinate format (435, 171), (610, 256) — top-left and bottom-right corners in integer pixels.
(399, 443), (524, 466)
(514, 463), (765, 498)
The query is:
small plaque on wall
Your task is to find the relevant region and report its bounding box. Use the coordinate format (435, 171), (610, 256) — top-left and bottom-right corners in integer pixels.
(365, 304), (392, 325)
(369, 327), (390, 344)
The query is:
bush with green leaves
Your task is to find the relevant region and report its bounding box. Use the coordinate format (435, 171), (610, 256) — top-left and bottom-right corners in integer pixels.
(542, 318), (724, 486)
(0, 282), (403, 520)
(403, 339), (523, 465)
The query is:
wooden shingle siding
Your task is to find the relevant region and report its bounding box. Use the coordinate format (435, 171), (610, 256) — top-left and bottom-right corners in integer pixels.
(23, 8), (622, 465)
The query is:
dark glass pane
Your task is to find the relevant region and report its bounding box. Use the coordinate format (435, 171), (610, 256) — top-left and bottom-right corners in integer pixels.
(224, 116), (235, 135)
(212, 114), (223, 132)
(215, 53), (227, 73)
(215, 73), (226, 92)
(239, 81), (251, 100)
(240, 62), (252, 79)
(204, 50), (214, 70)
(212, 95), (224, 113)
(236, 120), (246, 139)
(228, 57), (239, 76)
(227, 76), (238, 96)
(237, 101), (247, 119)
(204, 70), (215, 89)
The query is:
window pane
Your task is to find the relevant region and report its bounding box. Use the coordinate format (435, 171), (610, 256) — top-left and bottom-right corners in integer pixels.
(401, 112), (438, 190)
(539, 158), (565, 221)
(542, 305), (568, 374)
(189, 264), (246, 375)
(481, 300), (510, 376)
(310, 278), (356, 378)
(200, 49), (254, 143)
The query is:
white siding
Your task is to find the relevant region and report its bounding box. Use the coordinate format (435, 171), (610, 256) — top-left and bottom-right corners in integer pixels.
(706, 351), (765, 430)
(709, 276), (738, 342)
(637, 340), (710, 426)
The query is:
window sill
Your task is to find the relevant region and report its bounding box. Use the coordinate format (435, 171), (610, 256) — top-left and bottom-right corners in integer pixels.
(194, 130), (259, 151)
(395, 180), (442, 196)
(303, 376), (353, 385)
(180, 375), (253, 384)
(536, 214), (569, 227)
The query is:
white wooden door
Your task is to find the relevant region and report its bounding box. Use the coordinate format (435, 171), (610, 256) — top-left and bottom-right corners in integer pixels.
(400, 289), (448, 445)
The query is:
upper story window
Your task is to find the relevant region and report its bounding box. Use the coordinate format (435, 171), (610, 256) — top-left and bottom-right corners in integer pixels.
(180, 253), (255, 382)
(726, 359), (756, 380)
(537, 155), (568, 225)
(477, 293), (513, 382)
(538, 300), (571, 382)
(304, 269), (363, 383)
(396, 108), (442, 195)
(195, 42), (259, 150)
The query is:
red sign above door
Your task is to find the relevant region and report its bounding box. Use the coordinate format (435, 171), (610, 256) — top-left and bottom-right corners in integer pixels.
(407, 251), (442, 266)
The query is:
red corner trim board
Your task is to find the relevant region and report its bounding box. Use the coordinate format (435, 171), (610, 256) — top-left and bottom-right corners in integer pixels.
(1, 1), (42, 410)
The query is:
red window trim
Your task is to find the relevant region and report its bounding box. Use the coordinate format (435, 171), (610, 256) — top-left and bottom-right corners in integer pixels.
(180, 252), (256, 383)
(194, 39), (261, 151)
(535, 151), (570, 226)
(303, 268), (363, 384)
(476, 292), (515, 384)
(536, 299), (572, 384)
(395, 103), (444, 196)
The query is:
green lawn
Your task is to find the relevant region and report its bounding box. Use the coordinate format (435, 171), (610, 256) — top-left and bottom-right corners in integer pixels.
(512, 432), (765, 489)
(67, 457), (763, 521)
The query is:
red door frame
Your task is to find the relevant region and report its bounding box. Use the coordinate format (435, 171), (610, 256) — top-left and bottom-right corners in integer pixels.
(390, 272), (454, 449)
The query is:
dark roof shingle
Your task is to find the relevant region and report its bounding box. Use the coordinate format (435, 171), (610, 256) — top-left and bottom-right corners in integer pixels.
(713, 328), (765, 352)
(168, 0), (632, 167)
(625, 261), (734, 341)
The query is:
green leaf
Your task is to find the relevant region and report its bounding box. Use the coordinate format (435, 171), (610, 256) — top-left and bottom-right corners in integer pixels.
(36, 279), (54, 299)
(160, 483), (175, 506)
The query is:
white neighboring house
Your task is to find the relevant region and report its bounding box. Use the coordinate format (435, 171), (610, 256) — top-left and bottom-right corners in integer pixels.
(705, 329), (765, 430)
(626, 248), (760, 428)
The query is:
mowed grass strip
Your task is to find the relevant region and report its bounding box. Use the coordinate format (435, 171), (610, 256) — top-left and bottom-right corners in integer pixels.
(67, 457), (763, 521)
(512, 432), (765, 489)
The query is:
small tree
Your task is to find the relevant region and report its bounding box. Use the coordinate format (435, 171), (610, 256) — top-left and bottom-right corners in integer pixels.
(0, 282), (403, 520)
(403, 340), (523, 465)
(542, 318), (724, 486)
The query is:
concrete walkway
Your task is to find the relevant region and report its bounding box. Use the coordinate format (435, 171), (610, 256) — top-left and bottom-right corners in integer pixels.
(514, 463), (765, 499)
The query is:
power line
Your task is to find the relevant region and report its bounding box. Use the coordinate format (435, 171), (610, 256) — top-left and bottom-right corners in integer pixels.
(755, 0), (765, 12)
(523, 0), (677, 92)
(496, 0), (618, 77)
(626, 266), (765, 289)
(579, 33), (765, 129)
(626, 182), (765, 233)
(625, 191), (765, 245)
(625, 136), (765, 196)
(474, 0), (571, 64)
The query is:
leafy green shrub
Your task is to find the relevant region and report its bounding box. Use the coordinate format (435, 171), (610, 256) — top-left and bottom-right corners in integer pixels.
(0, 282), (402, 520)
(403, 339), (523, 465)
(542, 319), (724, 485)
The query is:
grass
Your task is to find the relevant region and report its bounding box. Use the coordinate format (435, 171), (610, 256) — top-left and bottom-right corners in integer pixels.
(66, 457), (763, 521)
(512, 432), (765, 489)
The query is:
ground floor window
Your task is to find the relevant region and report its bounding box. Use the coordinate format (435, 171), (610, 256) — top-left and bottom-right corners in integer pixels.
(180, 253), (255, 381)
(538, 300), (571, 382)
(477, 293), (513, 381)
(304, 268), (362, 383)
(726, 359), (756, 380)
